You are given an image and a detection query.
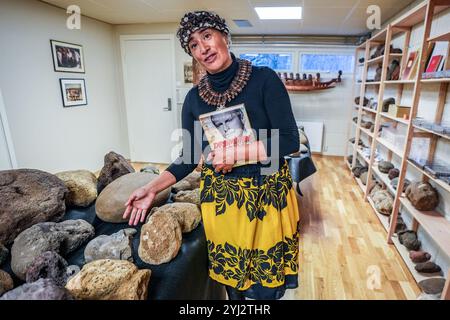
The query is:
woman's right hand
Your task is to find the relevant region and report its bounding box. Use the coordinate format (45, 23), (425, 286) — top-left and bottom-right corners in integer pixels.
(123, 186), (156, 226)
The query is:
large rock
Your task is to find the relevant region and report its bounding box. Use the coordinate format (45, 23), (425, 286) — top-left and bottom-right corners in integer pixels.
(172, 188), (201, 207)
(0, 269), (14, 296)
(139, 212), (182, 265)
(0, 169), (68, 245)
(391, 177), (410, 193)
(398, 230), (421, 251)
(55, 170), (97, 207)
(97, 151), (135, 193)
(0, 278), (73, 300)
(378, 161), (394, 174)
(415, 261), (441, 274)
(96, 172), (171, 223)
(388, 168), (399, 180)
(409, 251), (431, 263)
(372, 190), (393, 216)
(0, 244), (8, 266)
(65, 259), (151, 300)
(11, 220), (95, 280)
(25, 251), (69, 287)
(84, 228), (137, 263)
(418, 278), (446, 295)
(147, 202), (202, 233)
(406, 181), (439, 211)
(172, 170), (201, 193)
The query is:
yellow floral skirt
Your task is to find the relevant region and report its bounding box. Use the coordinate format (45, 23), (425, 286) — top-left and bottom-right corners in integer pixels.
(200, 161), (300, 299)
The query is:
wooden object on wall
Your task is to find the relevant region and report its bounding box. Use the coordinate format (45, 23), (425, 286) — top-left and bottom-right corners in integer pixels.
(280, 71), (342, 92)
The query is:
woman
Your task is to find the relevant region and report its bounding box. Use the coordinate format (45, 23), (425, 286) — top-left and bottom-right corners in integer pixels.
(123, 11), (301, 300)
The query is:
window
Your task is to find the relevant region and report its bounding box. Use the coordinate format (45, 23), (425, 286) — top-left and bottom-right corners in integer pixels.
(239, 53), (292, 71)
(300, 53), (354, 73)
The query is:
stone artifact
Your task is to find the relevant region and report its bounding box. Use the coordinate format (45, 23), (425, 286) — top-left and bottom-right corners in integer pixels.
(371, 190), (393, 216)
(369, 182), (383, 198)
(97, 151), (135, 193)
(66, 265), (80, 282)
(139, 212), (182, 265)
(409, 250), (431, 263)
(418, 278), (446, 295)
(398, 230), (421, 251)
(361, 120), (373, 129)
(0, 278), (73, 300)
(415, 261), (442, 274)
(352, 165), (368, 178)
(65, 259), (151, 300)
(96, 172), (170, 223)
(11, 220), (95, 280)
(378, 161), (394, 174)
(388, 168), (400, 180)
(84, 228), (137, 263)
(382, 97), (395, 112)
(0, 169), (68, 245)
(387, 59), (401, 81)
(25, 251), (69, 287)
(172, 170), (201, 193)
(416, 292), (440, 300)
(374, 65), (382, 81)
(405, 181), (439, 211)
(55, 170), (98, 207)
(394, 216), (407, 233)
(391, 177), (410, 192)
(148, 202), (202, 233)
(0, 269), (14, 296)
(172, 188), (201, 207)
(354, 96), (369, 106)
(347, 155), (353, 165)
(0, 244), (8, 266)
(360, 172), (373, 186)
(140, 165), (160, 175)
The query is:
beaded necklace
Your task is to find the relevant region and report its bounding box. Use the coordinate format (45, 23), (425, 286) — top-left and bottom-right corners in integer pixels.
(198, 58), (252, 110)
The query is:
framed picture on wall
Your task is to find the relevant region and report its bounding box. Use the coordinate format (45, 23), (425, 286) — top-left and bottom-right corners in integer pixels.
(50, 40), (85, 73)
(184, 62), (193, 83)
(60, 78), (87, 107)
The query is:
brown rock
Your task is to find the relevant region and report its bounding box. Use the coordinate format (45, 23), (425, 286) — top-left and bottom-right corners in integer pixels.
(96, 172), (170, 223)
(172, 170), (201, 193)
(148, 203), (201, 233)
(360, 172), (373, 186)
(418, 278), (446, 295)
(372, 190), (393, 216)
(56, 170), (98, 207)
(0, 269), (14, 296)
(0, 278), (72, 300)
(409, 251), (431, 263)
(65, 259), (151, 300)
(388, 168), (399, 180)
(139, 212), (182, 265)
(97, 151), (135, 193)
(415, 261), (442, 274)
(406, 181), (439, 211)
(25, 251), (69, 287)
(398, 230), (421, 251)
(0, 169), (68, 245)
(172, 188), (201, 207)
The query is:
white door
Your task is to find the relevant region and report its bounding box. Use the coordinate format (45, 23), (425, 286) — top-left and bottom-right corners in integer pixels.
(121, 35), (177, 164)
(0, 89), (16, 170)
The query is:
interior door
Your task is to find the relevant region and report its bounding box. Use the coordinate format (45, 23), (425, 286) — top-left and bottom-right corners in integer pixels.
(121, 35), (176, 163)
(0, 89), (15, 170)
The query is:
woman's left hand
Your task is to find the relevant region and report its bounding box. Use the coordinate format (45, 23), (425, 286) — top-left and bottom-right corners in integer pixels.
(207, 146), (236, 174)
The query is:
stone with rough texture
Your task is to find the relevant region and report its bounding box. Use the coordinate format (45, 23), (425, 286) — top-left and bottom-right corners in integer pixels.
(416, 292), (440, 300)
(409, 251), (431, 263)
(415, 261), (442, 274)
(398, 230), (421, 251)
(378, 161), (394, 174)
(0, 269), (14, 296)
(65, 259), (151, 300)
(388, 168), (399, 180)
(140, 166), (160, 174)
(147, 202), (201, 233)
(418, 278), (446, 295)
(84, 229), (137, 263)
(391, 177), (410, 192)
(25, 251), (69, 287)
(371, 190), (393, 216)
(55, 170), (98, 207)
(406, 181), (439, 211)
(66, 265), (80, 282)
(0, 278), (73, 300)
(172, 188), (201, 207)
(96, 172), (170, 223)
(360, 172), (373, 186)
(0, 244), (8, 266)
(0, 169), (68, 245)
(172, 170), (201, 193)
(139, 212), (182, 265)
(11, 220), (95, 280)
(97, 151), (135, 193)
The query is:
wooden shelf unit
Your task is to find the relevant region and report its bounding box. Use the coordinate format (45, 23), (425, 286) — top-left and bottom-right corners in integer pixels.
(346, 0), (450, 300)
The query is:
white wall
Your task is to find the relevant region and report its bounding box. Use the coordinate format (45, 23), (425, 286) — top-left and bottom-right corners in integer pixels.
(0, 0), (129, 173)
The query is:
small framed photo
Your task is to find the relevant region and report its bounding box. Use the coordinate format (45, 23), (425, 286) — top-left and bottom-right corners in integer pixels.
(184, 62), (193, 83)
(60, 78), (87, 107)
(50, 40), (85, 73)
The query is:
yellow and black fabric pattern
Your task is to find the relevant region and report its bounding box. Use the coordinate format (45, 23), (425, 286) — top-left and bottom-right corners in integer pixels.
(200, 161), (300, 299)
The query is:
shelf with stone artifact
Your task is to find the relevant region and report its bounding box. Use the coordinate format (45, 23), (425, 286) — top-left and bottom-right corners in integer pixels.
(407, 159), (450, 194)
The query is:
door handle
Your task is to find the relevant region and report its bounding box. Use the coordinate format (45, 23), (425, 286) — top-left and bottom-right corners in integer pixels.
(163, 98), (172, 111)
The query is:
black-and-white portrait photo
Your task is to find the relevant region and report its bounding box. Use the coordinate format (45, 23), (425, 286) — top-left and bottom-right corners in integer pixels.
(51, 40), (85, 73)
(210, 109), (245, 140)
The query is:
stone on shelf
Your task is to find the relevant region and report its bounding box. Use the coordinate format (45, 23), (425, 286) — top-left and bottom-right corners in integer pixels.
(97, 151), (135, 193)
(405, 181), (439, 211)
(378, 161), (394, 174)
(418, 278), (446, 295)
(398, 230), (421, 251)
(382, 97), (395, 112)
(409, 250), (431, 263)
(391, 177), (410, 192)
(371, 190), (393, 216)
(414, 261), (442, 274)
(55, 170), (98, 207)
(388, 168), (399, 180)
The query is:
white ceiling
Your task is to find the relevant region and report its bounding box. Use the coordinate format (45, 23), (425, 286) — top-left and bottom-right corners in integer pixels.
(41, 0), (416, 35)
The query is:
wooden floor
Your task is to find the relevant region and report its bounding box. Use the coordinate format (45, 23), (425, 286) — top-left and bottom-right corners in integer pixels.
(131, 156), (421, 299)
(282, 155), (421, 300)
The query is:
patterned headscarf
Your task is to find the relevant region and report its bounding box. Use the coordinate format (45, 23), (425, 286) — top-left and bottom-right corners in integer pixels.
(177, 11), (230, 55)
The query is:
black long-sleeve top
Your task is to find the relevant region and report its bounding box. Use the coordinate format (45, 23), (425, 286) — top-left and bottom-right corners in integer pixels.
(166, 53), (299, 181)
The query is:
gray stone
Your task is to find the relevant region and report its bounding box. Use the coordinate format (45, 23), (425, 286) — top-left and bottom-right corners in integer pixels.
(378, 161), (394, 174)
(25, 251), (68, 287)
(0, 269), (14, 296)
(172, 170), (201, 193)
(0, 169), (68, 245)
(0, 244), (8, 266)
(84, 228), (137, 263)
(172, 188), (201, 207)
(388, 168), (399, 180)
(415, 261), (442, 274)
(97, 151), (135, 193)
(418, 278), (446, 295)
(11, 220), (95, 280)
(406, 181), (439, 211)
(147, 202), (202, 233)
(372, 190), (393, 216)
(360, 172), (373, 186)
(0, 278), (73, 300)
(347, 155), (353, 165)
(416, 292), (440, 300)
(96, 172), (171, 223)
(409, 250), (431, 263)
(55, 170), (98, 207)
(140, 166), (160, 175)
(391, 177), (410, 193)
(66, 265), (80, 282)
(398, 230), (421, 251)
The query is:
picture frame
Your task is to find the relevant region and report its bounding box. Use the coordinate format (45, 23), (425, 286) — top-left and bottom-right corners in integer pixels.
(59, 78), (87, 107)
(50, 40), (85, 73)
(184, 62), (193, 83)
